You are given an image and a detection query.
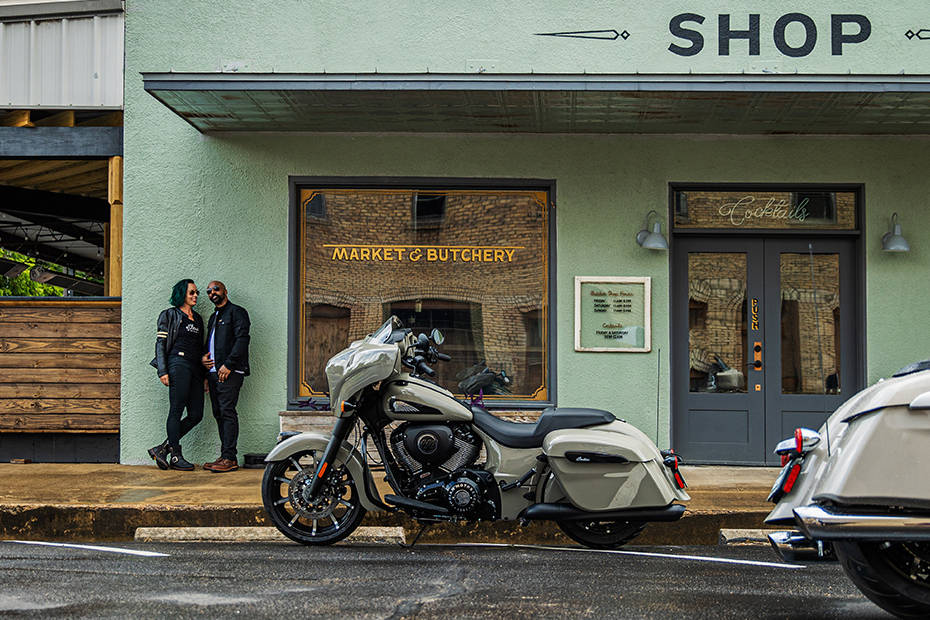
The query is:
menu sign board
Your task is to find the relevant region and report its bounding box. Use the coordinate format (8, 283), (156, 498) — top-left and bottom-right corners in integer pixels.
(574, 277), (651, 352)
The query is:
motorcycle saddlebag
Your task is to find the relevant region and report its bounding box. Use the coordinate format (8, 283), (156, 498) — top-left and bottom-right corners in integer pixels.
(543, 423), (681, 511)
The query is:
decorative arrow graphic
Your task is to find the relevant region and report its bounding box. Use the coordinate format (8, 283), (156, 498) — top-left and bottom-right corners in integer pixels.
(905, 29), (930, 40)
(535, 29), (630, 41)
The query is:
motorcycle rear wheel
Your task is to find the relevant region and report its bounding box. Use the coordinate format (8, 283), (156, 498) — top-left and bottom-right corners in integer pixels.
(262, 450), (366, 545)
(835, 540), (930, 618)
(557, 519), (646, 549)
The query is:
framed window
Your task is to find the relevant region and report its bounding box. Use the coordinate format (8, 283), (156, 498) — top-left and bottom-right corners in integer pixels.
(671, 185), (858, 231)
(289, 180), (554, 407)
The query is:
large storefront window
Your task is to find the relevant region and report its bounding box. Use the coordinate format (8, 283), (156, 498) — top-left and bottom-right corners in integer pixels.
(296, 185), (550, 403)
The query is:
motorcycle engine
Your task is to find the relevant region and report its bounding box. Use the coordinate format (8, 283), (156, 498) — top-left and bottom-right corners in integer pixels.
(414, 469), (496, 519)
(390, 422), (481, 477)
(389, 423), (495, 519)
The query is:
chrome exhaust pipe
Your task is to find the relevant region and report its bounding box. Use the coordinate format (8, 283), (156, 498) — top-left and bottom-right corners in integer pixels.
(794, 505), (930, 541)
(767, 530), (834, 563)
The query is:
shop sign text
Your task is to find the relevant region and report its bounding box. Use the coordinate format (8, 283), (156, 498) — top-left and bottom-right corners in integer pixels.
(669, 13), (871, 57)
(324, 244), (521, 263)
(718, 195), (810, 227)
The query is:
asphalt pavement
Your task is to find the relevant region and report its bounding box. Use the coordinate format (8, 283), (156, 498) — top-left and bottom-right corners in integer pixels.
(0, 541), (889, 619)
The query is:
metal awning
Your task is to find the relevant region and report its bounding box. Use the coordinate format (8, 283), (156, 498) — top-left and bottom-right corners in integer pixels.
(143, 73), (930, 135)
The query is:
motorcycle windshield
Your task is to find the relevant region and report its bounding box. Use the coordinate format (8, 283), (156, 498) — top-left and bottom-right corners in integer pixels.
(324, 317), (400, 406)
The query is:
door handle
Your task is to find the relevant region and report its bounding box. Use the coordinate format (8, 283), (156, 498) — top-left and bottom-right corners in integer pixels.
(753, 342), (763, 371)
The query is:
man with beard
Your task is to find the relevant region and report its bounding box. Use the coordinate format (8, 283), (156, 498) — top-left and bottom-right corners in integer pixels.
(201, 281), (251, 472)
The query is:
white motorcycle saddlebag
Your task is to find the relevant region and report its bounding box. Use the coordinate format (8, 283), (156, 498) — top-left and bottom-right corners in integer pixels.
(543, 421), (687, 512)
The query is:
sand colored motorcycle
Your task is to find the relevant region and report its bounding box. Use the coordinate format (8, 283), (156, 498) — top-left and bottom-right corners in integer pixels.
(262, 316), (688, 548)
(766, 360), (930, 617)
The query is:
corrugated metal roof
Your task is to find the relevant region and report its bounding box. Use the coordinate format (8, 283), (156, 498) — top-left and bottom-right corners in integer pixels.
(0, 12), (123, 108)
(143, 73), (930, 135)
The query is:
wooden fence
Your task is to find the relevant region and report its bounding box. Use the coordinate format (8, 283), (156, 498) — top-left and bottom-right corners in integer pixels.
(0, 300), (120, 433)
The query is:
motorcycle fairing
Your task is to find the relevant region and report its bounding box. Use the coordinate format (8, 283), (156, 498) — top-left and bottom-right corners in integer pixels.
(326, 341), (398, 415)
(766, 369), (930, 525)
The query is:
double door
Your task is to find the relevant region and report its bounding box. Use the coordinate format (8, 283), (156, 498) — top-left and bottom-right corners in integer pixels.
(672, 237), (859, 465)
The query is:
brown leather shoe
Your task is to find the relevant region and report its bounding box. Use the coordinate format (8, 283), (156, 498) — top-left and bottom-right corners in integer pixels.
(203, 458), (222, 471)
(210, 458), (239, 473)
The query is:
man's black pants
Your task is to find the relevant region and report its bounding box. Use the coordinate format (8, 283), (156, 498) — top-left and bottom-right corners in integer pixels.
(208, 372), (244, 461)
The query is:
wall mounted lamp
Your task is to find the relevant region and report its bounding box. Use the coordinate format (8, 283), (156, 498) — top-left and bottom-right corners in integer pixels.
(881, 212), (910, 252)
(635, 210), (669, 251)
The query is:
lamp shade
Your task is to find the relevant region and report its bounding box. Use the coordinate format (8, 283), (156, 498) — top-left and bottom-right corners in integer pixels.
(881, 214), (910, 252)
(642, 221), (669, 250)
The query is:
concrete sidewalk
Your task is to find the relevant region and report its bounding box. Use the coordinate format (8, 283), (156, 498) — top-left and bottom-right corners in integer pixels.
(0, 463), (779, 544)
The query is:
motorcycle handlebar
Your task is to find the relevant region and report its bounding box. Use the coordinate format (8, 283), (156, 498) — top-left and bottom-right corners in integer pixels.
(417, 360), (436, 376)
(435, 352), (451, 362)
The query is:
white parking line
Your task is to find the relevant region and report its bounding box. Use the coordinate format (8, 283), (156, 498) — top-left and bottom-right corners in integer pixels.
(4, 540), (168, 557)
(452, 543), (805, 569)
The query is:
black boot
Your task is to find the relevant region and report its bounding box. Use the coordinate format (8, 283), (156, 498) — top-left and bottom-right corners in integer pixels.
(147, 439), (169, 470)
(168, 446), (194, 471)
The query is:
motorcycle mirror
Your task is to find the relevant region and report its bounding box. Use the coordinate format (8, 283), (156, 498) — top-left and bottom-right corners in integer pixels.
(417, 333), (430, 349)
(430, 328), (445, 346)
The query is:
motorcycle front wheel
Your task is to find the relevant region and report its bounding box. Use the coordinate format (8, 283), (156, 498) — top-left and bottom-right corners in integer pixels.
(557, 519), (646, 549)
(262, 449), (366, 545)
(835, 540), (930, 617)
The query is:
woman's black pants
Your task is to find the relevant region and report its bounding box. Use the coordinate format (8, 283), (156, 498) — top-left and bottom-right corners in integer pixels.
(166, 356), (204, 450)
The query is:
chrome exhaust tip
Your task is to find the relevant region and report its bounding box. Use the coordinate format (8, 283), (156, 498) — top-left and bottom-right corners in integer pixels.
(767, 531), (835, 563)
(794, 505), (930, 541)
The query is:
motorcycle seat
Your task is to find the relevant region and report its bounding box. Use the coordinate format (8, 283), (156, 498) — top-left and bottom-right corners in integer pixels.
(470, 406), (615, 449)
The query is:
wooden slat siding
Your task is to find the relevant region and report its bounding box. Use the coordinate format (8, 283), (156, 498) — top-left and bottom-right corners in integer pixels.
(0, 307), (120, 322)
(0, 399), (119, 413)
(0, 384), (119, 399)
(0, 323), (120, 338)
(0, 301), (120, 433)
(0, 414), (119, 432)
(0, 338), (120, 353)
(0, 368), (119, 383)
(0, 353), (120, 368)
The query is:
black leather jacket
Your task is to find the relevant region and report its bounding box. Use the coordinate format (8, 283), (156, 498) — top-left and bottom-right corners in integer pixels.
(205, 302), (251, 376)
(150, 307), (204, 377)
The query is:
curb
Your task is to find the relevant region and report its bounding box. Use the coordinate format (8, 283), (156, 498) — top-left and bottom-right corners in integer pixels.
(134, 526), (406, 544)
(718, 528), (781, 546)
(0, 503), (771, 546)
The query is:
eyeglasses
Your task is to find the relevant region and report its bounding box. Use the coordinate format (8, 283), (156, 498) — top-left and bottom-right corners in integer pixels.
(189, 290), (200, 296)
(206, 286), (222, 293)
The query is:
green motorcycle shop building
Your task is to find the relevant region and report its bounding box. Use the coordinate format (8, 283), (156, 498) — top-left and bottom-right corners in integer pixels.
(4, 1), (930, 466)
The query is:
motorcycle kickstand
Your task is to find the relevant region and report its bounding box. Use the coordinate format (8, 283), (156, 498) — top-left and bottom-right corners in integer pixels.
(399, 523), (431, 549)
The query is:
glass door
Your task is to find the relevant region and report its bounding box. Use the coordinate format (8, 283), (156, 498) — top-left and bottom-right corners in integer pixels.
(672, 237), (858, 464)
(762, 239), (857, 465)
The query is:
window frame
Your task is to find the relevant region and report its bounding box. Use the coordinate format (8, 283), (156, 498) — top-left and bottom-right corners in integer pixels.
(287, 176), (557, 410)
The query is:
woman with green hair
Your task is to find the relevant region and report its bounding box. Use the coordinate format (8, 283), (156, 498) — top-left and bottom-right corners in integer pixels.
(148, 279), (205, 470)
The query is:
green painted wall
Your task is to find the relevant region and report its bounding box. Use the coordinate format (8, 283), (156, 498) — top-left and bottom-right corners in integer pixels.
(122, 1), (930, 463)
(126, 1), (925, 74)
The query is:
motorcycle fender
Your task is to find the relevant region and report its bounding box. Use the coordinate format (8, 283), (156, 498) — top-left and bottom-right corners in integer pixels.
(265, 432), (382, 512)
(544, 423), (688, 512)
